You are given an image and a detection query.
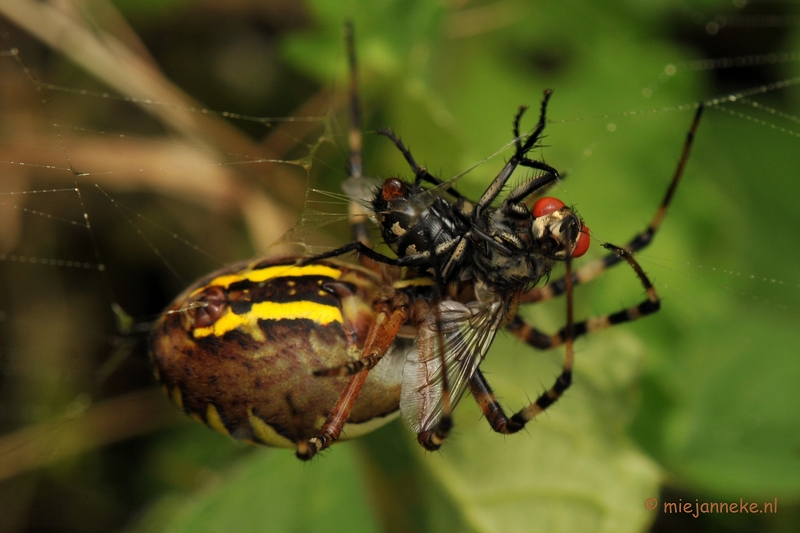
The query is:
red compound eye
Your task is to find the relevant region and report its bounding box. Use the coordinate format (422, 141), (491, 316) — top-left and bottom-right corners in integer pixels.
(533, 197), (565, 217)
(572, 225), (591, 258)
(381, 178), (408, 201)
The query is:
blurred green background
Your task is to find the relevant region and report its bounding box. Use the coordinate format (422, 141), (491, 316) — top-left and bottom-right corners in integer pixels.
(0, 0), (798, 532)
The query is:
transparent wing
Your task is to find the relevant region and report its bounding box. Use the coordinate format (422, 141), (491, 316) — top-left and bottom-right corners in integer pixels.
(400, 297), (509, 434)
(342, 175), (380, 207)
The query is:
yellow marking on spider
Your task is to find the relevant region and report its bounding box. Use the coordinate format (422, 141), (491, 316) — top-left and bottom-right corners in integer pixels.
(193, 300), (343, 338)
(586, 316), (611, 332)
(206, 404), (231, 436)
(339, 412), (401, 440)
(170, 386), (184, 411)
(248, 408), (294, 448)
(190, 264), (342, 296)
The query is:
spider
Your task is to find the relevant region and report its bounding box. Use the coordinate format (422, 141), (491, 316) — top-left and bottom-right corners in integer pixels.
(150, 23), (703, 462)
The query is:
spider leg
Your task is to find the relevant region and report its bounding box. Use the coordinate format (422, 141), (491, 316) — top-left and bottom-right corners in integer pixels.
(522, 103), (703, 304)
(302, 240), (400, 266)
(339, 22), (377, 253)
(345, 22), (363, 183)
(313, 350), (383, 376)
(297, 290), (410, 460)
(508, 282), (661, 348)
(417, 408), (454, 451)
(478, 245), (656, 431)
(472, 241), (578, 431)
(469, 368), (525, 434)
(508, 244), (659, 352)
(306, 238), (461, 277)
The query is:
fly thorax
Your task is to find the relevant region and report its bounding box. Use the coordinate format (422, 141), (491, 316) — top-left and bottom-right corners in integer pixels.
(471, 207), (541, 292)
(373, 178), (412, 250)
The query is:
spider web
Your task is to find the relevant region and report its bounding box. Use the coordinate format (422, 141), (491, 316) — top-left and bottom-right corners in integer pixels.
(0, 1), (799, 531)
(0, 10), (360, 485)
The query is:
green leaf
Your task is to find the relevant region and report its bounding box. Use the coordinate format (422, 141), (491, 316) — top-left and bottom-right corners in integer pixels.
(138, 446), (381, 533)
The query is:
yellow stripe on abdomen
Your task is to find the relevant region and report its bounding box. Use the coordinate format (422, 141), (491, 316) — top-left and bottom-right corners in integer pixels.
(191, 264), (343, 296)
(194, 300), (343, 338)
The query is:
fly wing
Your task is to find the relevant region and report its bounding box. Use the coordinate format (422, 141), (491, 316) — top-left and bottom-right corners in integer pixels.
(342, 175), (380, 205)
(400, 297), (508, 434)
